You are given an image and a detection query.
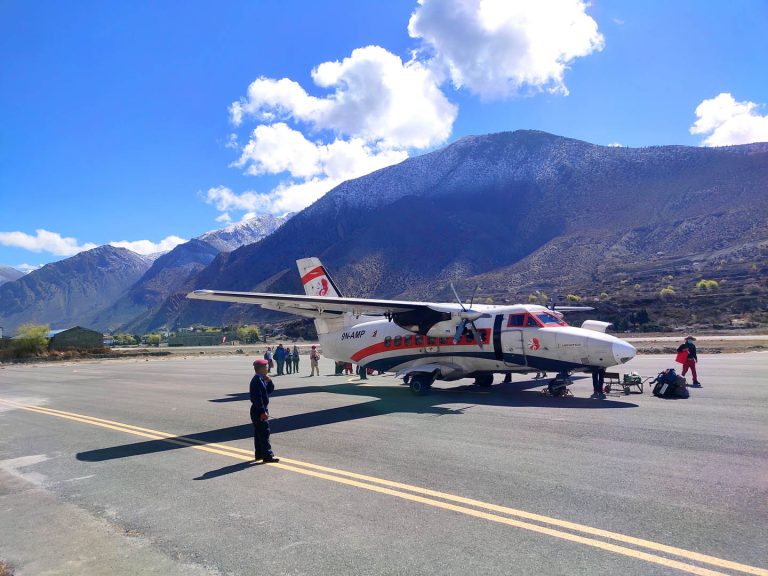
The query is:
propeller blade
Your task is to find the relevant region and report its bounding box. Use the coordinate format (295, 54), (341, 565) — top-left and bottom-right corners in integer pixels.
(453, 318), (468, 344)
(469, 284), (480, 308)
(449, 282), (466, 311)
(468, 321), (484, 350)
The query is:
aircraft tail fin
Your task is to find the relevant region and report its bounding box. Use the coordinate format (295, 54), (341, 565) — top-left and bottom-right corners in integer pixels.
(296, 258), (345, 337)
(296, 258), (343, 298)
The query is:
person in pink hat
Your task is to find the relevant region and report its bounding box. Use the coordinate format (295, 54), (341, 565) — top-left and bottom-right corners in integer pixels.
(676, 336), (701, 387)
(249, 359), (279, 463)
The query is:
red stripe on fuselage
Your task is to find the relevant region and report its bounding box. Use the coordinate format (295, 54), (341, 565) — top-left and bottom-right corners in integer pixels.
(350, 331), (490, 363)
(301, 266), (326, 285)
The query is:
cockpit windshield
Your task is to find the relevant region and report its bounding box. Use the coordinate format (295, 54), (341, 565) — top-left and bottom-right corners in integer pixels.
(535, 312), (568, 326)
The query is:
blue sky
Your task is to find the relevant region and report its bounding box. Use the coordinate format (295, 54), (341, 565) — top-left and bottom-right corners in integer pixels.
(1, 0), (767, 270)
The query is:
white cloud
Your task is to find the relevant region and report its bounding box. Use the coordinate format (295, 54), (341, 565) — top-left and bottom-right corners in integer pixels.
(0, 229), (188, 261)
(214, 124), (409, 217)
(230, 45), (457, 149)
(0, 229), (98, 256)
(690, 93), (768, 146)
(16, 263), (43, 273)
(607, 142), (623, 147)
(408, 0), (604, 99)
(216, 45), (454, 221)
(215, 212), (232, 223)
(109, 236), (187, 255)
(233, 123), (408, 181)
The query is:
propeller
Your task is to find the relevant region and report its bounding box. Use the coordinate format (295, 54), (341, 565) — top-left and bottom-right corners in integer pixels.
(450, 282), (485, 349)
(546, 293), (594, 314)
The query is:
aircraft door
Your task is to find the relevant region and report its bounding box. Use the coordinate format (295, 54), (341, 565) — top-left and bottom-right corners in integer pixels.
(494, 315), (526, 366)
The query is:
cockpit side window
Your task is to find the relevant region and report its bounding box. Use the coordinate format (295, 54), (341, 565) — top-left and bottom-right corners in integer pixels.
(535, 312), (568, 326)
(506, 314), (525, 328)
(525, 314), (541, 327)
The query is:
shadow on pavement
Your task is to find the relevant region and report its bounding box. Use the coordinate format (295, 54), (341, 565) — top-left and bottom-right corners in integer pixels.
(193, 460), (257, 480)
(77, 378), (636, 464)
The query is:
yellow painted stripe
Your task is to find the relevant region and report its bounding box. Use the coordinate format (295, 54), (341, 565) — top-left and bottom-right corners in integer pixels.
(2, 398), (765, 576)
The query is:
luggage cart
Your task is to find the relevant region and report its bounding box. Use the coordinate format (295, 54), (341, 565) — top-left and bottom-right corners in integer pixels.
(604, 372), (650, 395)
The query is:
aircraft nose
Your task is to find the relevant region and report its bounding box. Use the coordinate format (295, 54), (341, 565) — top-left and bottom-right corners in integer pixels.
(613, 340), (636, 364)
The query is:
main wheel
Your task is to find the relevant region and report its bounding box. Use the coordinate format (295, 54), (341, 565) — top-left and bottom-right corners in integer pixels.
(474, 374), (494, 387)
(409, 374), (432, 395)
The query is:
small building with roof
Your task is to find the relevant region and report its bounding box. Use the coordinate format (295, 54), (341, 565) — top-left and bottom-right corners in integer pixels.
(48, 326), (104, 351)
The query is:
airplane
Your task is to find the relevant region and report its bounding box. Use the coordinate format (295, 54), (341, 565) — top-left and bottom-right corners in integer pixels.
(187, 257), (637, 395)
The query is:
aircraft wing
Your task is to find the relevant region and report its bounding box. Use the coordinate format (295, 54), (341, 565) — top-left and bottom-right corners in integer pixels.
(186, 289), (449, 319)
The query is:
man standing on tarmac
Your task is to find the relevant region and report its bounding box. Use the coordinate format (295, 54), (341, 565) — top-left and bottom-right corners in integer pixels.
(274, 344), (286, 375)
(677, 336), (702, 387)
(250, 359), (279, 463)
(591, 368), (606, 399)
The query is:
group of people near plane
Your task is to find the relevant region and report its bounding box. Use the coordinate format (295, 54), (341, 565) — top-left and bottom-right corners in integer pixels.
(262, 344), (321, 376)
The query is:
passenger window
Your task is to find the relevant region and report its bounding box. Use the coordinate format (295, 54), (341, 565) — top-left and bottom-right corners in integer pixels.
(428, 337), (436, 346)
(384, 336), (392, 347)
(404, 335), (412, 346)
(439, 337), (448, 345)
(394, 336), (402, 347)
(526, 315), (540, 327)
(414, 336), (423, 345)
(465, 331), (474, 341)
(507, 314), (525, 327)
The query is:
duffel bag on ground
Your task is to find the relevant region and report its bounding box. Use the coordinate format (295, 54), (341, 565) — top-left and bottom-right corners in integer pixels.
(652, 369), (689, 399)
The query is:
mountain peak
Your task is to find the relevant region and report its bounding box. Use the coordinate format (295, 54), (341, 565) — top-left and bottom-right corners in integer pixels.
(197, 214), (290, 252)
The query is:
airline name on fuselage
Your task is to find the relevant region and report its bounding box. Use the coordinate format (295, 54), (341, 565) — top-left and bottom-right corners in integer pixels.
(341, 329), (366, 340)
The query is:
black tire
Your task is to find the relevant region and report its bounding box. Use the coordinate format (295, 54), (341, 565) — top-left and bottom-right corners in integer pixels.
(409, 374), (431, 395)
(475, 374), (494, 387)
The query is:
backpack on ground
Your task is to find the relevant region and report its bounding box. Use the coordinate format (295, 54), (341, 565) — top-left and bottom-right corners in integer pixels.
(651, 368), (689, 398)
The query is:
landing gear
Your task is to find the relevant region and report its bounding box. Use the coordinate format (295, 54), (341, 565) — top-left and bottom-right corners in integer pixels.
(409, 373), (433, 395)
(474, 373), (494, 387)
(546, 372), (572, 397)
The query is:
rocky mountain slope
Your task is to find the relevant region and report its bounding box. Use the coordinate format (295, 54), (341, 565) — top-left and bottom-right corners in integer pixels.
(0, 265), (24, 286)
(90, 239), (220, 331)
(151, 130), (768, 330)
(0, 215), (292, 334)
(0, 246), (152, 332)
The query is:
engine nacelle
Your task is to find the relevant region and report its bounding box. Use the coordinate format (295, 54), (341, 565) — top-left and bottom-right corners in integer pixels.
(581, 320), (613, 333)
(426, 319), (459, 338)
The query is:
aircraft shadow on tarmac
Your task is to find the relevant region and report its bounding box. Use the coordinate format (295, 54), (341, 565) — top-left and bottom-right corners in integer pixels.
(76, 378), (637, 470)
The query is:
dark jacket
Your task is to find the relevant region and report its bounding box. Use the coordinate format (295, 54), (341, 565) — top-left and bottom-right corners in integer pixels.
(677, 342), (697, 361)
(249, 373), (270, 415)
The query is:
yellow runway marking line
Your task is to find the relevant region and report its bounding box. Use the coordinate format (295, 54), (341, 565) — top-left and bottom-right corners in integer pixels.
(2, 398), (765, 576)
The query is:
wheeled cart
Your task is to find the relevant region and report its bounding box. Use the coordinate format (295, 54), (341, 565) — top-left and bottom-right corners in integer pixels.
(604, 373), (650, 395)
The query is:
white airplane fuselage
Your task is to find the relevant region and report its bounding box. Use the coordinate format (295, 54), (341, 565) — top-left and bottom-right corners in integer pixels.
(318, 304), (636, 380)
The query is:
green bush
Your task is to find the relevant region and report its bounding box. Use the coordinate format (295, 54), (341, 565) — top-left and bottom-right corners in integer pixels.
(696, 279), (719, 291)
(11, 324), (50, 356)
(236, 325), (260, 343)
(566, 294), (582, 302)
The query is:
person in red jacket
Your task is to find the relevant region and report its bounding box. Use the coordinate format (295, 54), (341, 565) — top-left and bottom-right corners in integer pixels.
(677, 336), (701, 387)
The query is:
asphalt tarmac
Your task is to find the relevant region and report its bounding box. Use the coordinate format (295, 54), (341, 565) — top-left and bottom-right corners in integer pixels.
(1, 353), (766, 576)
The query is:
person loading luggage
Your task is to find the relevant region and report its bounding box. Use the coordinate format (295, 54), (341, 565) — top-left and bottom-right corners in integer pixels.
(677, 336), (701, 387)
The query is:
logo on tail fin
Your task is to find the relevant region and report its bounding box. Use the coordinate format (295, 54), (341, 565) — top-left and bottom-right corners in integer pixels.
(297, 258), (342, 298)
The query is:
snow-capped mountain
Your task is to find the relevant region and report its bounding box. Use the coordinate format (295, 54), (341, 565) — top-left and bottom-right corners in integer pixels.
(196, 214), (290, 252)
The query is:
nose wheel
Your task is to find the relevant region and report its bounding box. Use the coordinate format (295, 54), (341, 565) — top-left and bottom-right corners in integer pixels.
(546, 372), (573, 397)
